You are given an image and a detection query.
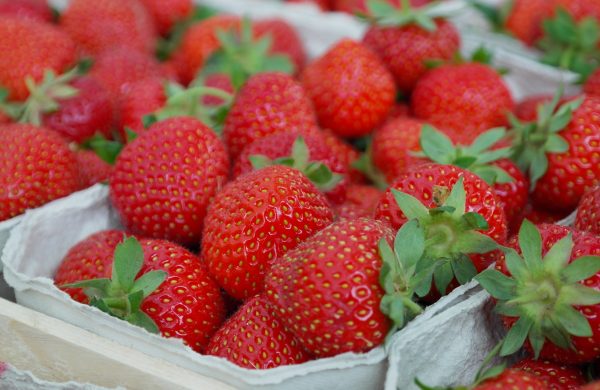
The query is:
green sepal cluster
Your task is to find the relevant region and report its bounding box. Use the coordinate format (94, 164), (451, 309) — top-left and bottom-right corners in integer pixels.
(352, 141), (389, 190)
(200, 17), (294, 91)
(392, 177), (499, 297)
(61, 237), (167, 334)
(467, 0), (514, 33)
(415, 125), (514, 186)
(250, 136), (344, 192)
(538, 8), (600, 81)
(476, 220), (600, 359)
(363, 0), (450, 31)
(85, 128), (138, 165)
(508, 89), (583, 190)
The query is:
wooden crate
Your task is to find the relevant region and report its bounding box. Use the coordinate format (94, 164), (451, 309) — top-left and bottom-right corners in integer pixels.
(0, 298), (234, 390)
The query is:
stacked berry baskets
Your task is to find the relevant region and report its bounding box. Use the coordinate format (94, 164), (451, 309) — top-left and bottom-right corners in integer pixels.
(1, 0), (600, 389)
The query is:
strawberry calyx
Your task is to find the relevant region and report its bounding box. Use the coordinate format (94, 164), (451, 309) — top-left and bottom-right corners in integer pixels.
(508, 90), (583, 190)
(379, 219), (431, 336)
(60, 237), (167, 334)
(250, 136), (344, 192)
(85, 128), (138, 165)
(538, 8), (600, 81)
(393, 177), (499, 296)
(476, 220), (600, 359)
(415, 125), (514, 186)
(200, 17), (294, 90)
(363, 0), (449, 31)
(468, 0), (515, 33)
(352, 143), (389, 190)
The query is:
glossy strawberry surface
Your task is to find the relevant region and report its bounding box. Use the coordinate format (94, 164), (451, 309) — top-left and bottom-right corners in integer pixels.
(513, 358), (586, 390)
(474, 369), (547, 390)
(76, 150), (112, 189)
(575, 186), (600, 235)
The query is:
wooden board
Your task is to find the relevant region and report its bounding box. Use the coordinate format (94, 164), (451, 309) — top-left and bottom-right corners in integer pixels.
(0, 298), (234, 390)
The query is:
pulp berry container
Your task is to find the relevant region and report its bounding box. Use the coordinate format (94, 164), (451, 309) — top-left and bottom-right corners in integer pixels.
(2, 184), (492, 390)
(0, 363), (118, 390)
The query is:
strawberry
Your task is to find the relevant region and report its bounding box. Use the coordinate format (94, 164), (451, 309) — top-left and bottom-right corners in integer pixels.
(473, 369), (546, 390)
(0, 124), (79, 222)
(110, 117), (229, 246)
(254, 18), (306, 74)
(575, 186), (600, 235)
(411, 62), (514, 136)
(201, 165), (334, 300)
(512, 358), (586, 390)
(582, 383), (600, 390)
(505, 0), (556, 46)
(76, 150), (112, 189)
(206, 295), (312, 369)
(554, 0), (600, 25)
(60, 0), (157, 56)
(511, 202), (571, 232)
(362, 1), (460, 93)
(510, 95), (600, 212)
(301, 39), (396, 138)
(320, 129), (364, 183)
(57, 235), (226, 352)
(139, 0), (192, 35)
(0, 0), (52, 23)
(201, 73), (234, 107)
(386, 103), (412, 122)
(119, 78), (167, 135)
(265, 218), (397, 357)
(334, 185), (383, 219)
(223, 72), (319, 160)
(0, 17), (76, 101)
(374, 164), (508, 296)
(477, 222), (600, 364)
(584, 69), (600, 96)
(233, 132), (348, 204)
(514, 95), (554, 122)
(176, 15), (241, 83)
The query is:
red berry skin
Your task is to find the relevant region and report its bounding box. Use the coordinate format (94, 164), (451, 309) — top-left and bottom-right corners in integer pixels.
(0, 124), (79, 222)
(513, 358), (586, 390)
(505, 0), (556, 46)
(233, 131), (348, 205)
(334, 185), (383, 220)
(265, 218), (393, 357)
(206, 295), (312, 369)
(76, 150), (112, 189)
(301, 39), (396, 138)
(473, 369), (547, 390)
(42, 77), (114, 144)
(254, 19), (306, 74)
(201, 165), (334, 301)
(575, 186), (600, 235)
(585, 70), (600, 96)
(411, 63), (514, 136)
(55, 230), (127, 304)
(320, 129), (364, 183)
(119, 78), (167, 135)
(223, 72), (319, 161)
(60, 0), (157, 56)
(374, 164), (508, 273)
(139, 0), (192, 35)
(514, 95), (554, 122)
(363, 19), (460, 93)
(0, 0), (52, 23)
(497, 224), (600, 364)
(492, 159), (530, 231)
(0, 17), (76, 101)
(110, 117), (229, 246)
(531, 96), (600, 212)
(201, 73), (234, 107)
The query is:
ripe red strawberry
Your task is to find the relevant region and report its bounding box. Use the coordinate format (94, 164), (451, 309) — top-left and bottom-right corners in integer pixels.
(206, 295), (312, 369)
(201, 165), (334, 300)
(265, 218), (394, 357)
(374, 164), (508, 296)
(585, 69), (600, 96)
(201, 73), (234, 107)
(60, 0), (156, 56)
(411, 63), (514, 136)
(511, 202), (571, 233)
(254, 18), (306, 74)
(76, 150), (112, 188)
(119, 78), (167, 135)
(177, 15), (241, 83)
(223, 72), (319, 160)
(56, 234), (226, 352)
(492, 158), (529, 231)
(334, 185), (383, 219)
(0, 0), (52, 23)
(554, 0), (600, 23)
(513, 358), (585, 390)
(110, 117), (229, 246)
(139, 0), (192, 35)
(233, 132), (348, 204)
(505, 0), (556, 46)
(0, 124), (79, 222)
(473, 369), (546, 390)
(320, 129), (364, 183)
(0, 17), (76, 101)
(575, 186), (600, 235)
(301, 39), (395, 138)
(386, 103), (412, 122)
(362, 2), (460, 93)
(478, 222), (600, 364)
(514, 95), (554, 122)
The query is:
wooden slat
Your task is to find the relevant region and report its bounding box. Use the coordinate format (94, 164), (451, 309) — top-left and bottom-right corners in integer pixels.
(0, 298), (234, 390)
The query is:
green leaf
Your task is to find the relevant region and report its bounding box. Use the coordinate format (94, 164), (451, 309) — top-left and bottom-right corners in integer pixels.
(433, 261), (453, 296)
(546, 135), (569, 154)
(249, 155), (273, 170)
(500, 316), (533, 356)
(502, 247), (528, 280)
(562, 256), (600, 284)
(471, 46), (493, 64)
(127, 311), (160, 334)
(304, 163), (343, 192)
(452, 156), (478, 169)
(394, 219), (425, 268)
(543, 233), (574, 274)
(475, 269), (516, 300)
(528, 150), (549, 190)
(560, 284), (600, 306)
(261, 54), (295, 74)
(518, 220), (543, 271)
(89, 136), (124, 165)
(379, 239), (397, 293)
(60, 278), (112, 297)
(555, 305), (593, 337)
(419, 125), (455, 163)
(468, 127), (507, 154)
(127, 289), (145, 314)
(291, 136), (310, 170)
(392, 189), (430, 220)
(131, 270), (167, 299)
(452, 255), (477, 285)
(454, 231), (498, 254)
(443, 177), (466, 215)
(415, 257), (436, 297)
(112, 237), (145, 293)
(495, 302), (520, 317)
(461, 212), (489, 231)
(528, 326), (545, 359)
(475, 364), (506, 385)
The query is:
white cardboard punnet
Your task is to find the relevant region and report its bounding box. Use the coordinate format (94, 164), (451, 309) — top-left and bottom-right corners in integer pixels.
(0, 363), (120, 390)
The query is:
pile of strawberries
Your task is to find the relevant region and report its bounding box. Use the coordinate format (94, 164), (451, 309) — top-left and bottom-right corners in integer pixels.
(1, 0), (600, 388)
